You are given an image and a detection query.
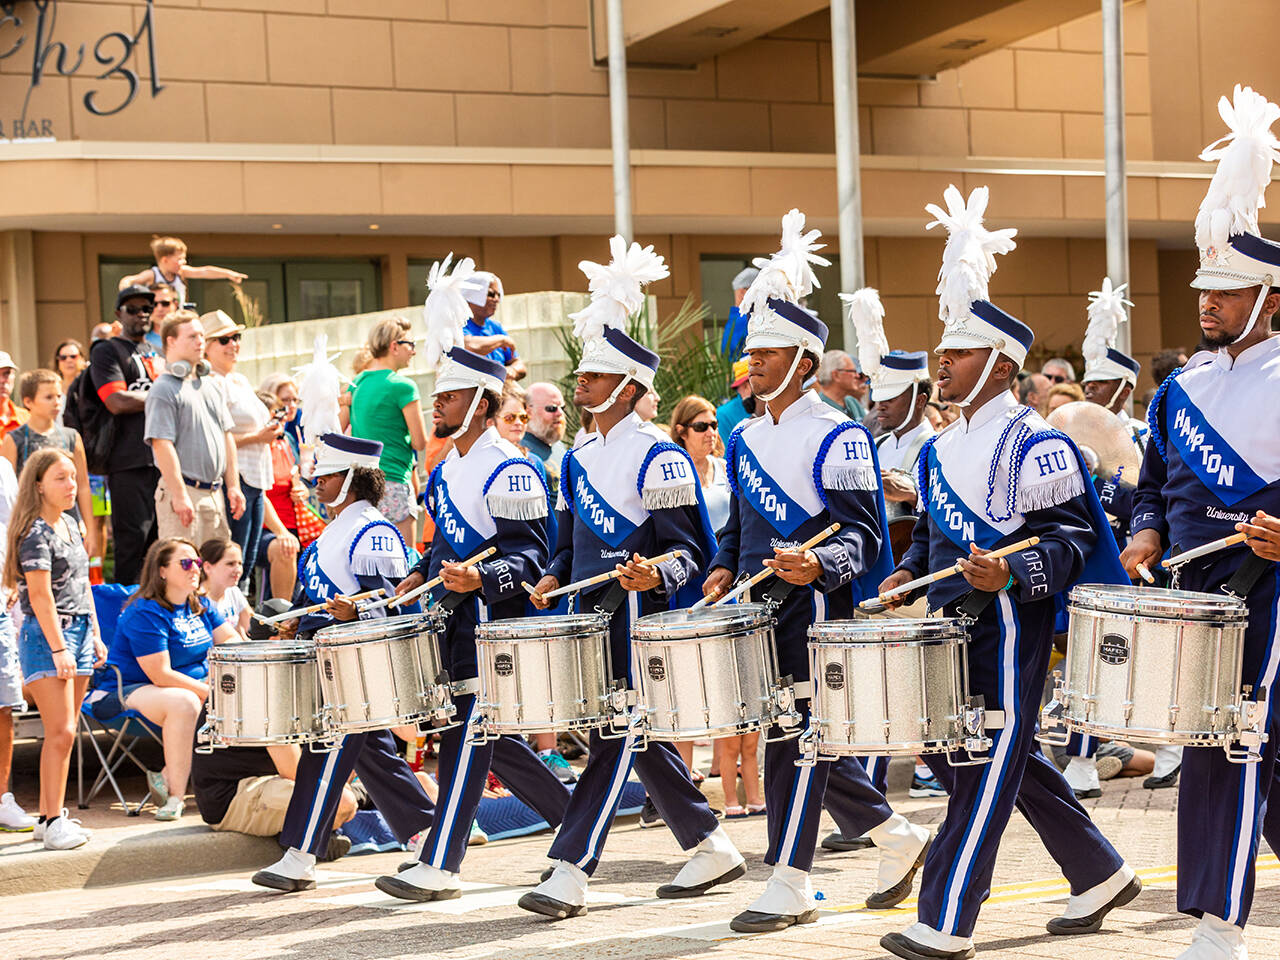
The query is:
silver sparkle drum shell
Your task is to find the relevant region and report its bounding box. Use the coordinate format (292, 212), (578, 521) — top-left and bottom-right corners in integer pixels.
(206, 641), (323, 746)
(475, 615), (611, 733)
(1061, 584), (1248, 745)
(314, 613), (451, 734)
(807, 618), (970, 756)
(630, 605), (780, 740)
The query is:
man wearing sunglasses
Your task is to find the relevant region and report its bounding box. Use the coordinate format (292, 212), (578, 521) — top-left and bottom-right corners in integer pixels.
(521, 382), (567, 485)
(86, 285), (163, 583)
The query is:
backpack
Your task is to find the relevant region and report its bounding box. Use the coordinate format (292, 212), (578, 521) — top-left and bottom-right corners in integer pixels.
(76, 340), (121, 475)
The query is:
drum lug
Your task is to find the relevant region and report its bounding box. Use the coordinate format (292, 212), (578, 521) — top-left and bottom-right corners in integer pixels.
(465, 712), (492, 747)
(767, 680), (802, 740)
(1036, 676), (1072, 747)
(1226, 687), (1270, 763)
(195, 722), (215, 755)
(793, 723), (824, 766)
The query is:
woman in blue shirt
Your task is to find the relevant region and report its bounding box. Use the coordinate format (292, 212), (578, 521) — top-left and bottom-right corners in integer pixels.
(108, 537), (237, 820)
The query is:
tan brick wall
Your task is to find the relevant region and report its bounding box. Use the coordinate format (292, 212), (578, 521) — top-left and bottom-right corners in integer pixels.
(2, 1), (1151, 161)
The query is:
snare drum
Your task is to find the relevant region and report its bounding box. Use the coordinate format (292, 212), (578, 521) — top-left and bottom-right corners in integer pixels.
(204, 641), (323, 746)
(314, 613), (452, 734)
(805, 618), (986, 758)
(1051, 584), (1249, 746)
(474, 615), (613, 734)
(630, 605), (793, 740)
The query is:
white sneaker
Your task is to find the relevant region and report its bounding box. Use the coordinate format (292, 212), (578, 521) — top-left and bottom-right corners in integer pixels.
(35, 808), (90, 845)
(43, 814), (91, 850)
(1177, 915), (1248, 959)
(0, 792), (36, 832)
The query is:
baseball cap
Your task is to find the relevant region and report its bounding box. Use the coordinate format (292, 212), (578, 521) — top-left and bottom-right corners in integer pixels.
(729, 358), (749, 388)
(0, 351), (14, 372)
(115, 285), (156, 309)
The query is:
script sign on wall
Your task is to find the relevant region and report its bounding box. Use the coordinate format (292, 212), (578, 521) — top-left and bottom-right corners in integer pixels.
(0, 0), (164, 139)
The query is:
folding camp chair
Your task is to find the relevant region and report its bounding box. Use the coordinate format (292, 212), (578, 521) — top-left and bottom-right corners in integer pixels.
(77, 664), (162, 816)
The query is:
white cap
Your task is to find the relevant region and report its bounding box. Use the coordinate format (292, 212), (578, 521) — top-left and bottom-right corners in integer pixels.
(0, 351), (15, 371)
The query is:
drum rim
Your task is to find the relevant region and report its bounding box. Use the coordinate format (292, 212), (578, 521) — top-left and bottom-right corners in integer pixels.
(1069, 584), (1247, 620)
(808, 618), (967, 642)
(476, 614), (609, 640)
(630, 603), (772, 639)
(315, 612), (442, 646)
(209, 642), (316, 662)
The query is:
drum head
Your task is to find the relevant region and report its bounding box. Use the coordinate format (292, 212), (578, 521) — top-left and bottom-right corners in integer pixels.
(315, 611), (441, 646)
(208, 640), (314, 662)
(631, 604), (771, 641)
(1069, 584), (1247, 622)
(808, 618), (966, 645)
(476, 614), (606, 641)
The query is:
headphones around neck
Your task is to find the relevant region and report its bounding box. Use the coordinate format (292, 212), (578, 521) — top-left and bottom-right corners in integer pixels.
(166, 359), (211, 379)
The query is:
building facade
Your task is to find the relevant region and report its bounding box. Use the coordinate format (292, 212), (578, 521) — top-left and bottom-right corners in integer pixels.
(1, 0), (1276, 393)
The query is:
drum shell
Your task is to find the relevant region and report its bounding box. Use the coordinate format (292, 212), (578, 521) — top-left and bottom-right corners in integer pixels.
(207, 643), (323, 746)
(314, 615), (450, 734)
(475, 616), (611, 733)
(807, 619), (969, 756)
(1062, 585), (1248, 744)
(631, 606), (779, 740)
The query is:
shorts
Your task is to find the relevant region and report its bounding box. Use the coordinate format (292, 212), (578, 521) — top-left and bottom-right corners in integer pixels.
(88, 680), (150, 721)
(0, 611), (24, 708)
(19, 613), (94, 684)
(379, 481), (416, 524)
(214, 775), (295, 836)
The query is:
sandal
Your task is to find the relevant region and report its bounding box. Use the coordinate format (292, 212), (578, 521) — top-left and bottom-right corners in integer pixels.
(724, 806), (748, 819)
(746, 804), (767, 816)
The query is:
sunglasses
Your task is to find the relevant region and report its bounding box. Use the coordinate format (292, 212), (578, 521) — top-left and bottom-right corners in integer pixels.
(683, 421), (715, 433)
(501, 412), (530, 424)
(395, 339), (416, 349)
(176, 557), (204, 571)
(215, 334), (241, 345)
(1045, 374), (1067, 384)
(122, 304), (152, 316)
(56, 352), (80, 362)
(154, 299), (175, 308)
(543, 404), (564, 414)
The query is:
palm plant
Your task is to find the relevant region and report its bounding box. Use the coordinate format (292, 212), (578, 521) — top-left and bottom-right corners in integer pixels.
(553, 294), (734, 434)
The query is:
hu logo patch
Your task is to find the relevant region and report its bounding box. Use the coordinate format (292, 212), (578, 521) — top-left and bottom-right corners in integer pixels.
(1098, 633), (1130, 666)
(647, 656), (667, 682)
(494, 653), (514, 678)
(219, 673), (236, 695)
(824, 661), (845, 691)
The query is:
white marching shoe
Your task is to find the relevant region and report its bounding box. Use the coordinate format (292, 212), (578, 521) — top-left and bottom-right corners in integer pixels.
(518, 860), (589, 919)
(881, 921), (976, 960)
(1046, 863), (1142, 935)
(251, 847), (316, 892)
(375, 861), (462, 902)
(1063, 755), (1102, 799)
(657, 826), (746, 898)
(866, 814), (932, 909)
(730, 863), (819, 933)
(1177, 915), (1248, 959)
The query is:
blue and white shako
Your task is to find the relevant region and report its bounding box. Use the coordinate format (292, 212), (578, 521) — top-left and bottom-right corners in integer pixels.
(431, 346), (508, 437)
(743, 298), (829, 401)
(312, 432), (384, 505)
(575, 325), (660, 414)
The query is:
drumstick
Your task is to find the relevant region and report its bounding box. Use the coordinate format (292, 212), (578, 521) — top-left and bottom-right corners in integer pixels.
(535, 551), (680, 601)
(1160, 531), (1248, 569)
(688, 587), (722, 611)
(364, 547), (498, 612)
(261, 588), (386, 625)
(712, 523), (842, 607)
(858, 536), (1040, 609)
(1136, 562), (1155, 584)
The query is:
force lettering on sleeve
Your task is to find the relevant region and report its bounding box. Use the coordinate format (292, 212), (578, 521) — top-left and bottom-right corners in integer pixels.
(1018, 549), (1048, 597)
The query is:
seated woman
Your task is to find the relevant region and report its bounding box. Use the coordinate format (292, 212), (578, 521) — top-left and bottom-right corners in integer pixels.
(199, 539), (251, 640)
(106, 537), (237, 820)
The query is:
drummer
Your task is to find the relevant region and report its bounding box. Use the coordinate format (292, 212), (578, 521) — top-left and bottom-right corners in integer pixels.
(375, 344), (570, 902)
(876, 185), (1138, 960)
(521, 237), (745, 919)
(1121, 84), (1280, 960)
(251, 433), (437, 893)
(702, 219), (932, 935)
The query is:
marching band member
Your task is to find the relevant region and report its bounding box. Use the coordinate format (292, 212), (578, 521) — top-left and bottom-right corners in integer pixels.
(703, 214), (931, 934)
(251, 433), (436, 892)
(878, 185), (1138, 960)
(1121, 84), (1280, 960)
(520, 237), (744, 919)
(376, 262), (570, 902)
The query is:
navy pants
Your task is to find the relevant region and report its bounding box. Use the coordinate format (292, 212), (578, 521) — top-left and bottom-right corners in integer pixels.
(418, 693), (571, 873)
(227, 481), (264, 587)
(1177, 566), (1280, 926)
(1066, 731), (1098, 758)
(279, 728), (434, 858)
(858, 754), (890, 796)
(917, 593), (1123, 938)
(548, 726), (719, 875)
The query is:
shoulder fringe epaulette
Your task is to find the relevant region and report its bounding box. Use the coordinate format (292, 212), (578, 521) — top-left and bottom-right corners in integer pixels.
(814, 421), (879, 504)
(1009, 430), (1086, 514)
(483, 457), (549, 520)
(638, 442), (699, 511)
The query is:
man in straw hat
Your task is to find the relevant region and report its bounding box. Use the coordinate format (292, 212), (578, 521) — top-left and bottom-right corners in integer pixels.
(877, 185), (1138, 960)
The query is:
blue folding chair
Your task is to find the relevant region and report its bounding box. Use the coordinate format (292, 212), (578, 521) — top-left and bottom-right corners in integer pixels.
(76, 584), (162, 816)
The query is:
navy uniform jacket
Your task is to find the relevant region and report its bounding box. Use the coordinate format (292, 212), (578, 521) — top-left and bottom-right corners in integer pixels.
(546, 412), (715, 680)
(294, 499), (413, 638)
(898, 392), (1124, 611)
(1133, 339), (1280, 593)
(711, 391), (893, 678)
(409, 428), (549, 681)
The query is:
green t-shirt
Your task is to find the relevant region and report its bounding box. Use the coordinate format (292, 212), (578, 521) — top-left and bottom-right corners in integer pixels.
(349, 368), (420, 484)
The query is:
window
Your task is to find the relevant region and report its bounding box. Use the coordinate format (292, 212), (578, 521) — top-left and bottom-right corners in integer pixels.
(407, 257), (459, 308)
(98, 257), (380, 326)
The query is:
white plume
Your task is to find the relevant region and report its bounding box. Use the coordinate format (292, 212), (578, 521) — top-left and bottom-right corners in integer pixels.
(296, 333), (343, 442)
(924, 184), (1017, 327)
(740, 208), (831, 319)
(568, 235), (670, 342)
(838, 287), (889, 377)
(423, 253), (485, 369)
(1082, 277), (1133, 370)
(1195, 84), (1280, 258)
